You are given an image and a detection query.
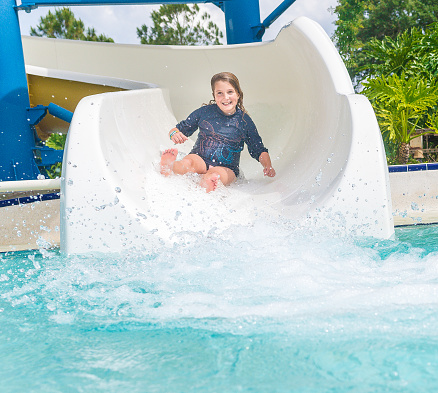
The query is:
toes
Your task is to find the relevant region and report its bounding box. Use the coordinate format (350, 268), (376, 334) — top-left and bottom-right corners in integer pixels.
(162, 148), (178, 156)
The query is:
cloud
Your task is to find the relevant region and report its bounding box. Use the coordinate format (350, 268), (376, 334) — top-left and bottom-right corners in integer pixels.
(18, 0), (338, 44)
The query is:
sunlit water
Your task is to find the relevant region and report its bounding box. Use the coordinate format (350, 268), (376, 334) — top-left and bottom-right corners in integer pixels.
(2, 222), (438, 392)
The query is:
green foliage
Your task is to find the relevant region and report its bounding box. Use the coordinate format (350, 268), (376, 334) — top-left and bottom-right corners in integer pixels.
(427, 111), (438, 133)
(333, 0), (438, 82)
(137, 4), (223, 45)
(361, 28), (425, 79)
(30, 7), (114, 42)
(44, 133), (67, 179)
(45, 133), (67, 150)
(421, 25), (438, 78)
(360, 24), (438, 83)
(331, 0), (367, 77)
(363, 73), (438, 146)
(383, 139), (399, 165)
(335, 11), (438, 163)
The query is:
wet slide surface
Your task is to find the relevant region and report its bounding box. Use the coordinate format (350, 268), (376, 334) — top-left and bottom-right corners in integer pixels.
(22, 17), (394, 254)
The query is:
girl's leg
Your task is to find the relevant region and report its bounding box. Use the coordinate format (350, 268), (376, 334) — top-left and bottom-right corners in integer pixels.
(173, 154), (207, 175)
(160, 149), (207, 176)
(160, 150), (236, 192)
(200, 166), (236, 193)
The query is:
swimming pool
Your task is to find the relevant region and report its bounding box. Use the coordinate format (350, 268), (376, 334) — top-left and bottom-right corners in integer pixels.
(1, 222), (438, 392)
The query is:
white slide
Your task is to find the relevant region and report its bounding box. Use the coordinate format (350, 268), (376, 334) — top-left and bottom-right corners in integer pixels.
(23, 17), (394, 254)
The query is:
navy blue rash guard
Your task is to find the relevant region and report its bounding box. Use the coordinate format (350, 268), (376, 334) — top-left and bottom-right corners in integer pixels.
(176, 104), (268, 177)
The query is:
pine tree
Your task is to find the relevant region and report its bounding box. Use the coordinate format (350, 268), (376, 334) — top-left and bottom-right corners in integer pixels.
(30, 7), (114, 42)
(137, 4), (223, 45)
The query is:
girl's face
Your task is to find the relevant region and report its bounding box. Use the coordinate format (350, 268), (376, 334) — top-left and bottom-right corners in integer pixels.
(213, 80), (240, 115)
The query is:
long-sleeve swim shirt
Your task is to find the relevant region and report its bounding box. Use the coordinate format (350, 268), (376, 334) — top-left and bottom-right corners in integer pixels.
(176, 104), (268, 176)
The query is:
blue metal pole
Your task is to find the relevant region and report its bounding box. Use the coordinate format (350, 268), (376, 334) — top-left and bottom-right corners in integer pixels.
(0, 0), (39, 180)
(16, 0), (224, 10)
(223, 0), (261, 44)
(48, 103), (74, 123)
(262, 0), (297, 29)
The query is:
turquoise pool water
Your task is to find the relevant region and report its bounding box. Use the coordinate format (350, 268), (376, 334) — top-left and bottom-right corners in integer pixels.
(1, 223), (438, 392)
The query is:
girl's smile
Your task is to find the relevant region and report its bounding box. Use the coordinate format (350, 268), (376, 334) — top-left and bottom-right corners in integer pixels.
(214, 80), (240, 115)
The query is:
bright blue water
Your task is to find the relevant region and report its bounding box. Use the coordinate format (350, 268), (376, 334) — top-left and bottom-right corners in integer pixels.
(1, 223), (438, 392)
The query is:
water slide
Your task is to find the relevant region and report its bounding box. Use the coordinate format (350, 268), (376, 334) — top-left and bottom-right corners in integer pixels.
(22, 17), (394, 254)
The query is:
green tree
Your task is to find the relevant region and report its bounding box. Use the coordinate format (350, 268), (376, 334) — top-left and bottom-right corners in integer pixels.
(361, 27), (427, 80)
(330, 0), (366, 79)
(359, 24), (438, 164)
(30, 7), (114, 42)
(363, 73), (438, 164)
(333, 0), (438, 82)
(137, 4), (223, 45)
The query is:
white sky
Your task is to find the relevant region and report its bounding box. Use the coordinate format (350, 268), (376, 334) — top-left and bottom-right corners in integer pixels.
(18, 0), (339, 44)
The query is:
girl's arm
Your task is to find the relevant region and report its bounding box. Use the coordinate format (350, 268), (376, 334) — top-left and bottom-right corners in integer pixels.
(170, 107), (203, 144)
(169, 127), (188, 144)
(259, 151), (276, 177)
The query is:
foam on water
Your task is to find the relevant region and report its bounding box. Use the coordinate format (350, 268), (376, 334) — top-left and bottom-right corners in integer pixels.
(2, 212), (438, 391)
(3, 220), (438, 333)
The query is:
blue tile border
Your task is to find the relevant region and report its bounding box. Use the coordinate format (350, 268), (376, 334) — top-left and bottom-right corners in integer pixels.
(389, 163), (438, 173)
(427, 163), (438, 170)
(0, 192), (60, 208)
(408, 164), (427, 172)
(388, 165), (408, 173)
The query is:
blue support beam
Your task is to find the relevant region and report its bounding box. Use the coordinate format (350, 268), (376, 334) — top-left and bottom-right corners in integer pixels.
(262, 0), (297, 29)
(252, 0), (298, 40)
(0, 0), (40, 180)
(47, 103), (74, 123)
(16, 0), (222, 11)
(223, 0), (261, 44)
(33, 146), (64, 167)
(27, 103), (73, 125)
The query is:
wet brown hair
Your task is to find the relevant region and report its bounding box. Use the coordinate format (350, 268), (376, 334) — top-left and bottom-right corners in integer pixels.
(210, 72), (246, 113)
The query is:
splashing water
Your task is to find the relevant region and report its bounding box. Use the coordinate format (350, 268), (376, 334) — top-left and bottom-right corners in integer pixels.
(1, 223), (438, 392)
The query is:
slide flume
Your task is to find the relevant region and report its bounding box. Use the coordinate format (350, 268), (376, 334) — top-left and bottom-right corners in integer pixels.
(22, 17), (394, 254)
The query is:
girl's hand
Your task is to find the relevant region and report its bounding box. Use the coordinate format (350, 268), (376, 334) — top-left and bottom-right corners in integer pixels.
(169, 128), (188, 144)
(259, 152), (275, 178)
(263, 166), (276, 177)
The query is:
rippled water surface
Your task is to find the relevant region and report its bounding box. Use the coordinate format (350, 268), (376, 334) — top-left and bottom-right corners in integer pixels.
(1, 223), (438, 392)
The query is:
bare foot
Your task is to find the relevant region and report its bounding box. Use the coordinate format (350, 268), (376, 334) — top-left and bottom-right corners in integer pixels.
(160, 148), (178, 176)
(200, 173), (220, 193)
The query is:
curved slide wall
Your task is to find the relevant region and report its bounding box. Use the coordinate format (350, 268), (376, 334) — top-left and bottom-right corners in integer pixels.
(23, 17), (394, 254)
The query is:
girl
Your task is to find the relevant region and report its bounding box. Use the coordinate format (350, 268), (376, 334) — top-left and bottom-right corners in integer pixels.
(160, 72), (276, 192)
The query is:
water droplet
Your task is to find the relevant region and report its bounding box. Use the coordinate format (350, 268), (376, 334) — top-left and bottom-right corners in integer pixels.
(315, 171), (322, 183)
